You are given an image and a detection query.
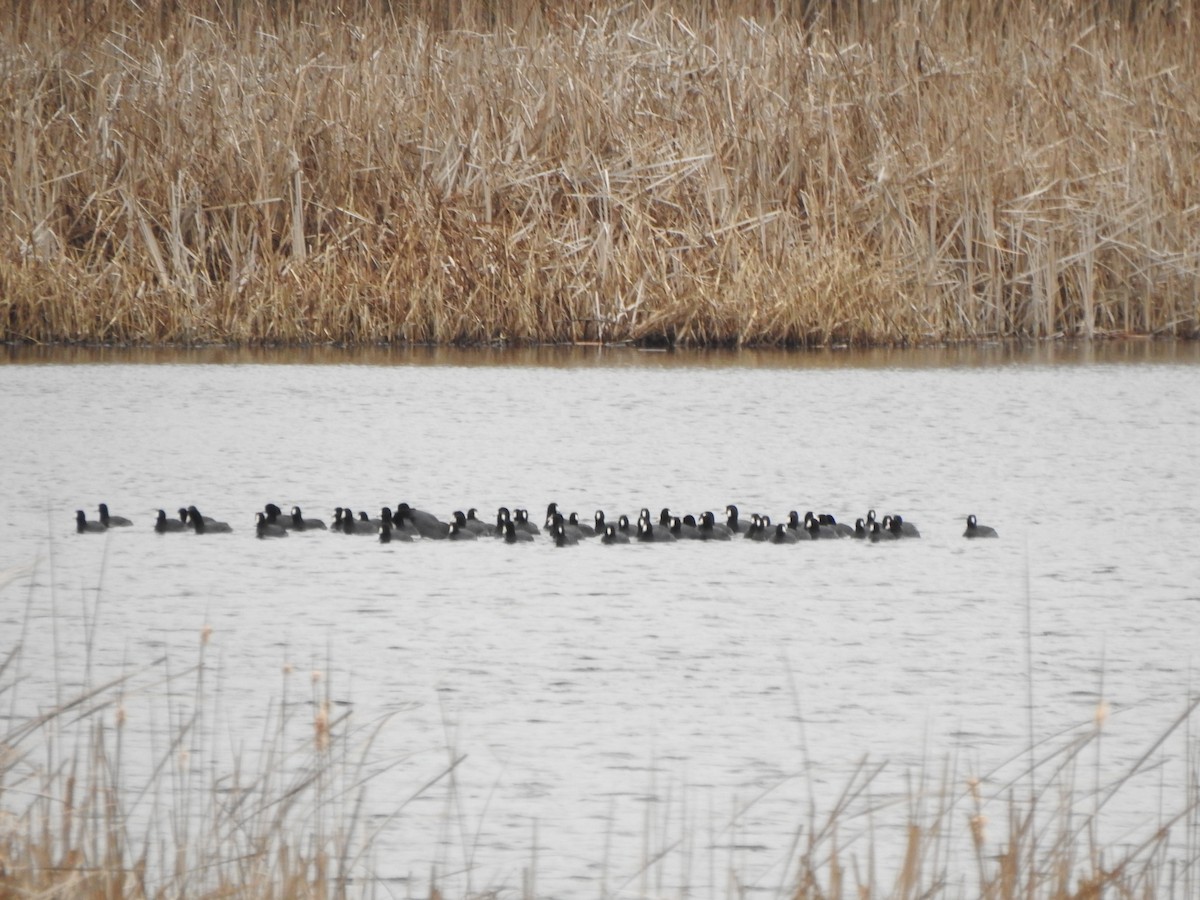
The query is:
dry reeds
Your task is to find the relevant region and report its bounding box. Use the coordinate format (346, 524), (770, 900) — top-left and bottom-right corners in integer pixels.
(1, 0), (1198, 347)
(0, 621), (396, 900)
(3, 558), (1200, 899)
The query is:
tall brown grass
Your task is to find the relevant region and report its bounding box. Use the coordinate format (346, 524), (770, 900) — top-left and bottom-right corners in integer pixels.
(1, 0), (1198, 347)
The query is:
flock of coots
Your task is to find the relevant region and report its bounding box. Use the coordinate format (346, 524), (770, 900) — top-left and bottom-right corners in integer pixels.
(76, 503), (1000, 542)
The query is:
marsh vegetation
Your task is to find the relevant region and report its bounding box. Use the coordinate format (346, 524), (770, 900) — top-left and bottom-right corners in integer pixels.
(2, 0), (1198, 346)
(3, 551), (1200, 899)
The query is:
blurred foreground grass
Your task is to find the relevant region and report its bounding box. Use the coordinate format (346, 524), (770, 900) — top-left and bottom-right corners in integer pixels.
(2, 559), (1197, 898)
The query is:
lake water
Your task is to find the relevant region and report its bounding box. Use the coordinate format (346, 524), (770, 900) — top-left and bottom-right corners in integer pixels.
(2, 342), (1199, 898)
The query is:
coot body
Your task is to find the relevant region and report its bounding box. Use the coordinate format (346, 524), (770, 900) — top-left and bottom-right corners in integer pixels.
(601, 524), (630, 544)
(188, 507), (232, 533)
(98, 504), (132, 527)
(502, 520), (534, 543)
(76, 510), (106, 533)
(769, 523), (799, 544)
(963, 515), (999, 538)
(396, 503), (449, 539)
(290, 506), (328, 531)
(256, 512), (289, 538)
(155, 509), (187, 533)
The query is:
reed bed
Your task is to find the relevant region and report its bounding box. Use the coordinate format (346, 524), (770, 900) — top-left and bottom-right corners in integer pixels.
(1, 0), (1199, 346)
(3, 559), (1200, 899)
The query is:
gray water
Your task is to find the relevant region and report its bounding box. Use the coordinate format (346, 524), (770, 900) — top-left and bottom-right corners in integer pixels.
(2, 343), (1199, 898)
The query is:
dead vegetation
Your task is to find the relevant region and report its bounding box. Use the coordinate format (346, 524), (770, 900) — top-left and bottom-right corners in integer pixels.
(1, 0), (1197, 347)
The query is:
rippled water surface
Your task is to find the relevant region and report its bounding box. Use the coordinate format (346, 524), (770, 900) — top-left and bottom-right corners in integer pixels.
(2, 343), (1199, 897)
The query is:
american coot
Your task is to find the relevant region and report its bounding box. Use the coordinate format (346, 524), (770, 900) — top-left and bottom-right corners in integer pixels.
(725, 504), (749, 534)
(181, 506), (215, 526)
(76, 510), (107, 533)
(341, 507), (366, 532)
(637, 520), (675, 543)
(747, 514), (773, 541)
(396, 503), (449, 539)
(569, 512), (596, 538)
(379, 519), (415, 543)
(807, 511), (842, 539)
(547, 513), (583, 542)
(514, 508), (541, 535)
(188, 506), (231, 533)
(155, 509), (187, 533)
(255, 512), (289, 538)
(451, 509), (492, 536)
(448, 521), (478, 541)
(769, 523), (799, 544)
(697, 511), (732, 540)
(549, 512), (589, 541)
(263, 503), (293, 529)
(964, 514), (999, 538)
(889, 514), (921, 538)
(290, 506), (328, 531)
(551, 522), (579, 547)
(98, 504), (132, 527)
(743, 513), (764, 540)
(338, 510), (377, 535)
(464, 508), (496, 536)
(386, 508), (419, 538)
(600, 524), (630, 544)
(785, 511), (815, 540)
(869, 520), (897, 542)
(502, 520), (534, 543)
(670, 515), (703, 540)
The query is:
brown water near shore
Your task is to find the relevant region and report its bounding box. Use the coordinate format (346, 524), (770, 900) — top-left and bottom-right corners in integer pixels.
(6, 338), (1200, 368)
